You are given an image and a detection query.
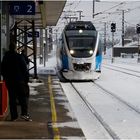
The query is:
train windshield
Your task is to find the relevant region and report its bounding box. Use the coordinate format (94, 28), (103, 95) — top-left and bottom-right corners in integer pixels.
(65, 30), (97, 57)
(68, 37), (95, 50)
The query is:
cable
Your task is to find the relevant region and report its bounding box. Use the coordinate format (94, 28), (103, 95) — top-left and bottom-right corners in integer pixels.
(93, 2), (125, 17)
(72, 0), (82, 10)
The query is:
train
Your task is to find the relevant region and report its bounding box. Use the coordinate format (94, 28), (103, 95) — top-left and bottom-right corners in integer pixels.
(56, 21), (102, 81)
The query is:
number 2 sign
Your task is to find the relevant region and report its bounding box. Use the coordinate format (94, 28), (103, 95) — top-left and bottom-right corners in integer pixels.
(9, 1), (35, 15)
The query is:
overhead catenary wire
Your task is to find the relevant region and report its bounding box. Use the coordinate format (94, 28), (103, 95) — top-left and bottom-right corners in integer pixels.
(93, 2), (140, 23)
(93, 2), (125, 17)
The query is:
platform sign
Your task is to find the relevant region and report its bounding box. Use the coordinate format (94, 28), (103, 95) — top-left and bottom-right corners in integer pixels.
(9, 1), (35, 15)
(28, 31), (39, 38)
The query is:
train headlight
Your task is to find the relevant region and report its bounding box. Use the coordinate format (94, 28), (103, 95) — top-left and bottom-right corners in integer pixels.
(79, 29), (83, 33)
(70, 50), (74, 54)
(89, 50), (93, 54)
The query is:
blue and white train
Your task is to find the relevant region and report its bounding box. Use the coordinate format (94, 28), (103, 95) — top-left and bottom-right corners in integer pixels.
(56, 21), (102, 81)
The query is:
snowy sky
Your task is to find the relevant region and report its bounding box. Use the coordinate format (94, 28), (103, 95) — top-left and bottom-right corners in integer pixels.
(56, 0), (140, 40)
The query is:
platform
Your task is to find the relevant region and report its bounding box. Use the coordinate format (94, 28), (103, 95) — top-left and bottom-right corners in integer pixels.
(0, 75), (85, 139)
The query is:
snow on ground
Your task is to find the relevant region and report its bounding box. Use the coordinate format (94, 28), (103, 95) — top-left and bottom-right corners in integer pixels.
(29, 50), (57, 75)
(61, 57), (140, 139)
(98, 57), (140, 110)
(63, 58), (140, 139)
(30, 48), (140, 139)
(62, 56), (140, 139)
(61, 83), (112, 139)
(29, 82), (43, 96)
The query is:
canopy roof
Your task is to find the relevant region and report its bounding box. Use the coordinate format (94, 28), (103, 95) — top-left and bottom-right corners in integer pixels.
(14, 1), (66, 28)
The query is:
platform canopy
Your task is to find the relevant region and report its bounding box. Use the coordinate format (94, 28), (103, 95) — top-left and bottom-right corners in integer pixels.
(13, 0), (66, 28)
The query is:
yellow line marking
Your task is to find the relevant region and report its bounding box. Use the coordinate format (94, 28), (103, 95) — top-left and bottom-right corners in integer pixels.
(48, 75), (60, 140)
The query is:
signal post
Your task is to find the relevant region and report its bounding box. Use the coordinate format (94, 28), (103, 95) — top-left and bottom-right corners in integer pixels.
(136, 24), (140, 63)
(111, 23), (116, 63)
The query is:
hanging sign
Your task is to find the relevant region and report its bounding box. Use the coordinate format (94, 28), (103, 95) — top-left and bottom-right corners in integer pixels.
(28, 31), (39, 38)
(9, 1), (35, 15)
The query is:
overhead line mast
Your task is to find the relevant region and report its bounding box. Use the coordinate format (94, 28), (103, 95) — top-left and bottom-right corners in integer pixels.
(93, 0), (95, 18)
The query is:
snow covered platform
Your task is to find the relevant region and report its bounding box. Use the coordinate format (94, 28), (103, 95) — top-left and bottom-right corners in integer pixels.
(0, 75), (85, 139)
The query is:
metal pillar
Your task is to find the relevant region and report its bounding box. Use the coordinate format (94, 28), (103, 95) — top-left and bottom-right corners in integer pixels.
(0, 9), (1, 81)
(6, 3), (10, 51)
(10, 20), (38, 79)
(122, 10), (125, 47)
(24, 26), (28, 54)
(32, 20), (37, 79)
(39, 28), (43, 64)
(77, 10), (83, 20)
(138, 34), (140, 63)
(93, 0), (95, 18)
(55, 29), (58, 45)
(111, 32), (114, 63)
(104, 22), (107, 55)
(44, 28), (48, 67)
(49, 27), (53, 52)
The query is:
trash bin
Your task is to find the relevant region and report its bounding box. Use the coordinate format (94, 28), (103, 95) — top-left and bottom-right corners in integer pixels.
(0, 81), (8, 117)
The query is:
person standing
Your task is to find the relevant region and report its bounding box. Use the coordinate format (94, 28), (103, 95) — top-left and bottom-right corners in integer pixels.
(1, 42), (32, 121)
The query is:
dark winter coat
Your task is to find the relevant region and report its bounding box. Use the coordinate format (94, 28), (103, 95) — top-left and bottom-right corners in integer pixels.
(21, 52), (30, 65)
(1, 50), (29, 83)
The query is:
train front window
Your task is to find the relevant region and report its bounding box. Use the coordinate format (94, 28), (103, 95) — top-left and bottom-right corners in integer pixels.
(68, 37), (96, 50)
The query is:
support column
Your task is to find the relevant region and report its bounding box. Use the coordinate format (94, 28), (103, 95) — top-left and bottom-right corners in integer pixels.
(24, 26), (28, 54)
(111, 32), (114, 63)
(104, 22), (107, 55)
(49, 27), (52, 53)
(122, 10), (125, 47)
(40, 28), (43, 64)
(44, 28), (48, 67)
(32, 20), (37, 79)
(0, 6), (1, 80)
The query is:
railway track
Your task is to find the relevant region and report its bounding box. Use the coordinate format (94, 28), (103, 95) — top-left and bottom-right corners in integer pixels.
(103, 64), (140, 78)
(104, 64), (140, 74)
(61, 81), (140, 139)
(93, 82), (140, 115)
(71, 83), (119, 139)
